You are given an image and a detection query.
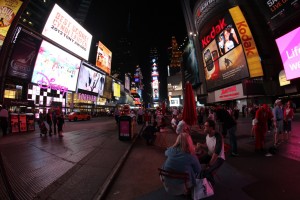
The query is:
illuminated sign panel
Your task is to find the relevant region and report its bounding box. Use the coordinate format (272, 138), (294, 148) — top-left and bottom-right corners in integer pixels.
(77, 62), (105, 95)
(200, 12), (249, 91)
(275, 27), (300, 80)
(229, 6), (263, 78)
(214, 83), (246, 102)
(0, 0), (22, 47)
(96, 41), (112, 75)
(42, 4), (92, 60)
(113, 82), (120, 97)
(170, 98), (180, 106)
(31, 40), (81, 92)
(278, 70), (291, 86)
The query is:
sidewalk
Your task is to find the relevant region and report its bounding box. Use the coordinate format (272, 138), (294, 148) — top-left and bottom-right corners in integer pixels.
(1, 115), (300, 200)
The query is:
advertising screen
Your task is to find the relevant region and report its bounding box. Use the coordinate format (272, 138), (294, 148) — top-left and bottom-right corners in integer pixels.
(8, 27), (42, 80)
(201, 13), (249, 91)
(31, 40), (81, 92)
(96, 41), (112, 75)
(170, 97), (180, 107)
(113, 82), (120, 97)
(254, 0), (300, 30)
(42, 4), (92, 60)
(77, 62), (105, 95)
(0, 0), (22, 47)
(125, 75), (130, 91)
(182, 38), (201, 87)
(275, 27), (300, 80)
(102, 76), (112, 99)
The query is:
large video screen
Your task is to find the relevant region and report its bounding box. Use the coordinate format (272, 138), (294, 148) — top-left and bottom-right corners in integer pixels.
(113, 82), (120, 97)
(42, 4), (92, 60)
(96, 41), (112, 75)
(77, 62), (105, 95)
(275, 27), (300, 80)
(31, 40), (81, 92)
(200, 12), (249, 91)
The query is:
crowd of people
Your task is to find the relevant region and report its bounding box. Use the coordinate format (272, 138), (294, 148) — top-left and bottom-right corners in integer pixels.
(157, 100), (296, 197)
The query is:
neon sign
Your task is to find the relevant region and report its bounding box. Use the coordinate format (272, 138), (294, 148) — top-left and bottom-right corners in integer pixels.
(78, 93), (97, 102)
(36, 72), (68, 96)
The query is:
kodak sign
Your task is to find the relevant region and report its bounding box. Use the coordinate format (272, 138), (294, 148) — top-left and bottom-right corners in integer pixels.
(229, 6), (263, 78)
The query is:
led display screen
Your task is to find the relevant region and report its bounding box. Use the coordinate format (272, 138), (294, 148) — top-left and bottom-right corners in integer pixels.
(200, 11), (249, 91)
(77, 62), (105, 95)
(275, 27), (300, 80)
(42, 4), (92, 60)
(31, 40), (81, 92)
(96, 41), (112, 75)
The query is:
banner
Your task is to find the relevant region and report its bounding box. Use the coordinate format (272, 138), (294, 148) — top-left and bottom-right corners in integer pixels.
(229, 6), (263, 78)
(8, 27), (42, 80)
(96, 41), (112, 75)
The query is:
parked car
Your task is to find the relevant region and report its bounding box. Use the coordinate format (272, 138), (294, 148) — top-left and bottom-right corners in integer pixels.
(68, 112), (91, 121)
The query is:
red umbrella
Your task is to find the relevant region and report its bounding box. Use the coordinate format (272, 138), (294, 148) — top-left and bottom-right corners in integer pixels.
(182, 82), (197, 126)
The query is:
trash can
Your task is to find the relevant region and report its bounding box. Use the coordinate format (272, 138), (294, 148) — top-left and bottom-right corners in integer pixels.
(118, 115), (132, 141)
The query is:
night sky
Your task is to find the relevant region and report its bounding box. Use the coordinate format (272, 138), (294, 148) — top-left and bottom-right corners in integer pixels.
(84, 0), (187, 101)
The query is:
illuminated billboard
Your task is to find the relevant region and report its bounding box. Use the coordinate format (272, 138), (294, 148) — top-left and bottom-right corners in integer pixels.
(96, 41), (112, 75)
(113, 82), (120, 97)
(254, 0), (300, 30)
(42, 4), (92, 60)
(275, 27), (300, 80)
(0, 0), (22, 47)
(31, 40), (81, 92)
(77, 62), (105, 95)
(200, 13), (249, 91)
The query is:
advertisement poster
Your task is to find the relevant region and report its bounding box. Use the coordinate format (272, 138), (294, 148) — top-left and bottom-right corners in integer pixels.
(19, 114), (27, 132)
(96, 41), (112, 75)
(275, 27), (300, 80)
(102, 75), (112, 99)
(31, 40), (81, 92)
(200, 12), (249, 91)
(77, 62), (105, 95)
(42, 4), (92, 60)
(0, 0), (22, 48)
(182, 38), (200, 87)
(120, 121), (130, 136)
(10, 114), (19, 133)
(27, 114), (35, 131)
(254, 0), (300, 30)
(8, 27), (42, 80)
(113, 82), (120, 97)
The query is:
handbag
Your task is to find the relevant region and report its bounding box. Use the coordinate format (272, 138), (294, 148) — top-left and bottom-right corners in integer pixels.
(193, 178), (214, 200)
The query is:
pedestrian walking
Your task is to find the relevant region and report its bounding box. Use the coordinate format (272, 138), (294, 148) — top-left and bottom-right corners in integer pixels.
(46, 110), (53, 136)
(57, 114), (65, 137)
(52, 110), (57, 134)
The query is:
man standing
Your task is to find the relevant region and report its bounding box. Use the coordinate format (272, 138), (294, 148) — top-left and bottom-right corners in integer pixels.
(46, 110), (53, 136)
(0, 105), (9, 136)
(274, 99), (284, 146)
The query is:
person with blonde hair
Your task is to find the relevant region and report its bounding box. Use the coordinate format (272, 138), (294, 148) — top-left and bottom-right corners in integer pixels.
(162, 132), (201, 195)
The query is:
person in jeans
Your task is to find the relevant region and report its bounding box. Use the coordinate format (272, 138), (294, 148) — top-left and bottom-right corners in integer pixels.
(273, 99), (284, 146)
(215, 107), (238, 156)
(283, 100), (294, 141)
(0, 105), (9, 136)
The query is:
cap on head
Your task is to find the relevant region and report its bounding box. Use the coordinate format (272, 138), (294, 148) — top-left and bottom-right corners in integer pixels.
(275, 99), (281, 104)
